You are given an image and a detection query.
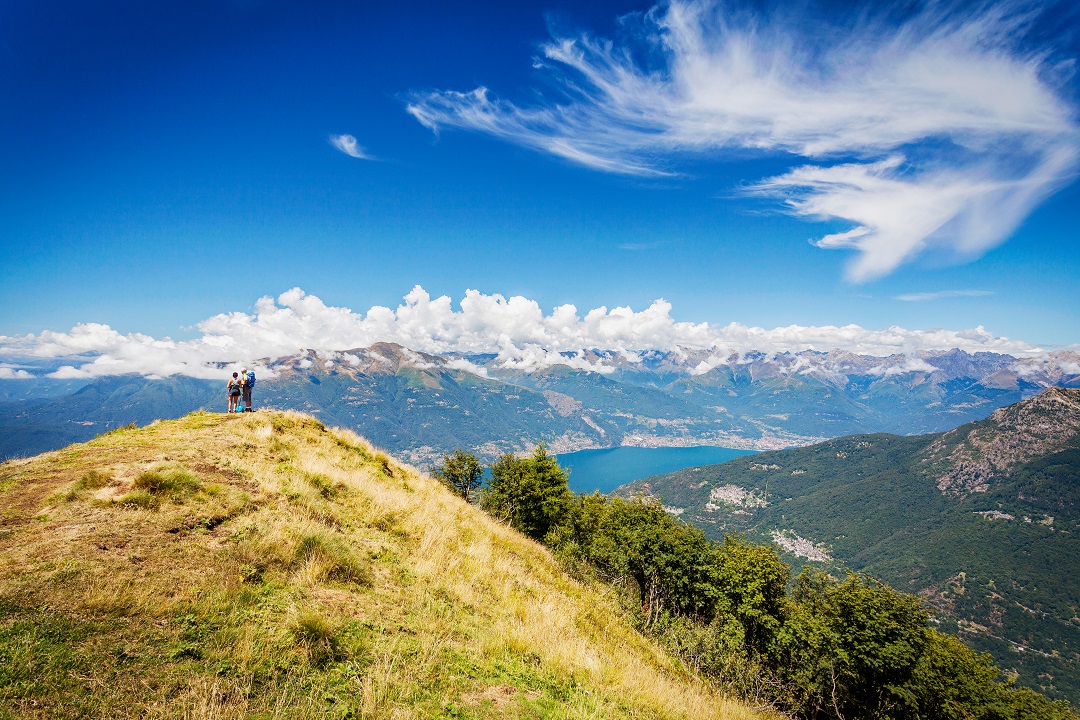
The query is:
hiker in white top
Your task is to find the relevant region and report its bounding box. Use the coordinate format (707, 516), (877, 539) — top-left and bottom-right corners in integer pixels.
(227, 372), (242, 413)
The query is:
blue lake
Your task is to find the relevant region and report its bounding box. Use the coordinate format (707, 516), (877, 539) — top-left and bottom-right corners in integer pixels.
(556, 445), (757, 495)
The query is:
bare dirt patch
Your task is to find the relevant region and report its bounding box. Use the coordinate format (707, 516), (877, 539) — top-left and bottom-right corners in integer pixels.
(461, 685), (540, 711)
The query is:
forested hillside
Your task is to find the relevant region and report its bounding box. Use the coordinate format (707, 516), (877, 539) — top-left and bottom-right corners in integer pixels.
(621, 387), (1080, 701)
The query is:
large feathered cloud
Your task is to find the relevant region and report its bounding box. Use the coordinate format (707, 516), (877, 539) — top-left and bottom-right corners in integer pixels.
(406, 0), (1079, 280)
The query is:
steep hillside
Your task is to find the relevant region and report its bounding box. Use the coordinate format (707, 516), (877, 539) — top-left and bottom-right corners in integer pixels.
(922, 386), (1080, 495)
(0, 411), (761, 719)
(619, 387), (1080, 702)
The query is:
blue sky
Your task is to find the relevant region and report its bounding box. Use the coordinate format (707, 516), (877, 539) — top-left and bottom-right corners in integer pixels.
(2, 0), (1078, 368)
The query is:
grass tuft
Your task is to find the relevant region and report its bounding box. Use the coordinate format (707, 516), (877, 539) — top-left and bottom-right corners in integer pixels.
(373, 452), (394, 478)
(133, 464), (201, 496)
(293, 531), (371, 586)
(77, 469), (112, 490)
(98, 422), (138, 439)
(51, 469), (114, 503)
(116, 489), (159, 509)
(292, 609), (341, 666)
(304, 471), (340, 500)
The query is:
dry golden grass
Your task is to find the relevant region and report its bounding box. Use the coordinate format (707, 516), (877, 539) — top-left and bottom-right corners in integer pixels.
(0, 410), (769, 719)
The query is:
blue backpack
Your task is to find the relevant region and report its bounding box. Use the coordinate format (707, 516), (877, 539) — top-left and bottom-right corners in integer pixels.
(246, 371), (256, 387)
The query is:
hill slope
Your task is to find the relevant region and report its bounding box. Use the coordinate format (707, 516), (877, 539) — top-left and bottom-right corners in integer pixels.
(619, 387), (1080, 702)
(0, 411), (761, 719)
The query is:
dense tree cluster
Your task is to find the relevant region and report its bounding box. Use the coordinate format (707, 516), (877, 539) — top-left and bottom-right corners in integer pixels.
(433, 447), (1076, 720)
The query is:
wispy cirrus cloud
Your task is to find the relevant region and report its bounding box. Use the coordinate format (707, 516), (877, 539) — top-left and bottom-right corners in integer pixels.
(0, 287), (1045, 379)
(329, 133), (374, 160)
(894, 289), (995, 302)
(406, 0), (1079, 280)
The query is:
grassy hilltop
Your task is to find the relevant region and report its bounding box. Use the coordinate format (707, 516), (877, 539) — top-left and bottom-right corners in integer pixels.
(0, 411), (761, 719)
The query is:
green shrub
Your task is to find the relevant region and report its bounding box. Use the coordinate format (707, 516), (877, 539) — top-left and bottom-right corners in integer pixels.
(482, 444), (572, 542)
(432, 449), (483, 503)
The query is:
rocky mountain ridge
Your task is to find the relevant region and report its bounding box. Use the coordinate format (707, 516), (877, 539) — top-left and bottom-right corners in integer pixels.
(2, 344), (1078, 464)
(923, 387), (1080, 495)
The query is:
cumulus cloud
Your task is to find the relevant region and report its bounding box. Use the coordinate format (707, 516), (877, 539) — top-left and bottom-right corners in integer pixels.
(406, 0), (1079, 280)
(329, 133), (373, 160)
(894, 289), (995, 302)
(0, 287), (1047, 379)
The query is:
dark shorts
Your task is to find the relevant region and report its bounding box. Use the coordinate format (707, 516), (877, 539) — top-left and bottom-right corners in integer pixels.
(242, 386), (252, 404)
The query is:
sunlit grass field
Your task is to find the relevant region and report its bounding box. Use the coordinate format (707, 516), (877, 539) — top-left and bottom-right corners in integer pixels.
(0, 410), (764, 719)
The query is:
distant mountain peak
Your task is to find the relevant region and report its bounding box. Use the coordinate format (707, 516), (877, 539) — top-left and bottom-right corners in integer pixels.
(923, 387), (1080, 496)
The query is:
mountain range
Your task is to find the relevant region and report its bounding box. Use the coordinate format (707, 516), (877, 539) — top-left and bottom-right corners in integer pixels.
(2, 344), (1078, 465)
(618, 387), (1080, 702)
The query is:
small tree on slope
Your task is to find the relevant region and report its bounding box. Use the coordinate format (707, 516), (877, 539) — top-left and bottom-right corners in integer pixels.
(432, 449), (484, 504)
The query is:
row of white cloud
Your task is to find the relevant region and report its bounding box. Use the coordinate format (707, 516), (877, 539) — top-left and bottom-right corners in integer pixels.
(0, 287), (1046, 380)
(406, 0), (1079, 281)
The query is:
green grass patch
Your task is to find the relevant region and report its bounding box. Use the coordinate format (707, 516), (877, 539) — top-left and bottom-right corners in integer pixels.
(133, 465), (201, 495)
(77, 469), (112, 491)
(304, 472), (341, 500)
(294, 532), (371, 586)
(96, 422), (138, 440)
(0, 598), (181, 718)
(116, 489), (159, 509)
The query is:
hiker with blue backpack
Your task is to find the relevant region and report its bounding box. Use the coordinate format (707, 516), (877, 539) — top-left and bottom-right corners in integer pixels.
(241, 367), (256, 412)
